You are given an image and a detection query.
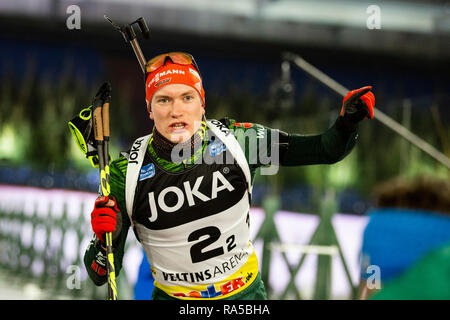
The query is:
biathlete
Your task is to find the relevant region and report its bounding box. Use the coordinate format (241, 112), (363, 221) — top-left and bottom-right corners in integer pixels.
(84, 52), (375, 300)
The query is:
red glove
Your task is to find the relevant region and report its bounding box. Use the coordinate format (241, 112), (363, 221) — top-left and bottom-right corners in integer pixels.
(91, 195), (121, 243)
(340, 86), (375, 121)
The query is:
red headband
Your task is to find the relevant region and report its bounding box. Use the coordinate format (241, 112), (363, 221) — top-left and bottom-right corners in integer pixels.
(145, 61), (205, 113)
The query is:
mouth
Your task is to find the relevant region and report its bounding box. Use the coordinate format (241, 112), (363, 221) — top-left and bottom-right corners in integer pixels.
(169, 122), (188, 133)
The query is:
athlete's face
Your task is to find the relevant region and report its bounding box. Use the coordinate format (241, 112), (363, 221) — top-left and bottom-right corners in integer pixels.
(150, 83), (205, 143)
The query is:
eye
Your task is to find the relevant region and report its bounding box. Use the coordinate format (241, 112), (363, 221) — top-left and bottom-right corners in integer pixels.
(184, 95), (194, 101)
(157, 97), (168, 104)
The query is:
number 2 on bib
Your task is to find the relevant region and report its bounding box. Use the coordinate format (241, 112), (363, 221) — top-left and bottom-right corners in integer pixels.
(188, 226), (236, 263)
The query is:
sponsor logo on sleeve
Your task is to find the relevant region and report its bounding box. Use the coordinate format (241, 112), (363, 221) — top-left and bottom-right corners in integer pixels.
(139, 163), (155, 181)
(209, 140), (227, 157)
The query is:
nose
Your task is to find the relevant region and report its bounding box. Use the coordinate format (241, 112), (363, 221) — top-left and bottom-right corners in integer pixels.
(170, 98), (184, 118)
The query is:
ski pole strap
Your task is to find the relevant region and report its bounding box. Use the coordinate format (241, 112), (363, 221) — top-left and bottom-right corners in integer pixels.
(68, 106), (94, 155)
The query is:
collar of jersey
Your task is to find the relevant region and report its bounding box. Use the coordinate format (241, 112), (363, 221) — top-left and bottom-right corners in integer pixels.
(147, 130), (209, 172)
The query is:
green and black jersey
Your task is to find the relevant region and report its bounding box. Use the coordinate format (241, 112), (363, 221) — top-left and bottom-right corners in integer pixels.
(84, 116), (358, 299)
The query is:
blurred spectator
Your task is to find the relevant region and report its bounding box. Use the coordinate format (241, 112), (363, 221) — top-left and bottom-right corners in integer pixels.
(358, 175), (450, 299)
